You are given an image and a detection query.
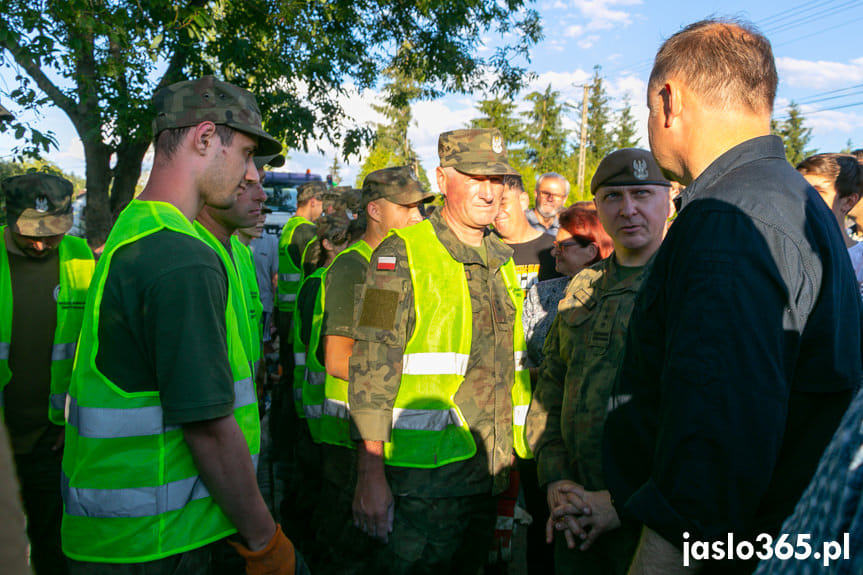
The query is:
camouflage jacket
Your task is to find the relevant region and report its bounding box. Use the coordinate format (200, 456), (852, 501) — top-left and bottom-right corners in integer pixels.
(349, 209), (518, 495)
(526, 255), (650, 490)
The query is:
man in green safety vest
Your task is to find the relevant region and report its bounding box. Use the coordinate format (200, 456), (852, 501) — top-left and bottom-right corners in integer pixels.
(61, 76), (299, 575)
(348, 129), (532, 574)
(0, 173), (94, 575)
(306, 166), (433, 574)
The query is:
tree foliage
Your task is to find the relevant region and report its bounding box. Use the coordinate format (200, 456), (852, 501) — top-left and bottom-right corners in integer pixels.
(356, 68), (431, 191)
(613, 95), (640, 150)
(771, 102), (815, 166)
(523, 85), (570, 176)
(1, 0), (541, 244)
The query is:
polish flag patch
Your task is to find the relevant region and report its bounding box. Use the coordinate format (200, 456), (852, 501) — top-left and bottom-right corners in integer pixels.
(377, 256), (397, 271)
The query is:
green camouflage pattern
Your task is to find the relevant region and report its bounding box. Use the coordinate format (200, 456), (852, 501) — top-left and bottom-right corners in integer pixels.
(526, 256), (650, 490)
(361, 166), (434, 207)
(349, 209), (518, 495)
(2, 172), (74, 236)
(151, 75), (281, 155)
(297, 181), (327, 204)
(254, 153), (285, 170)
(438, 128), (518, 176)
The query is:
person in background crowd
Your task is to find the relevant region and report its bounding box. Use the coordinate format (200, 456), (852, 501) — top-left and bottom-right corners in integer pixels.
(526, 148), (672, 575)
(287, 211), (355, 563)
(797, 153), (863, 294)
(526, 173), (569, 236)
(523, 205), (613, 370)
(312, 166), (432, 575)
(61, 76), (300, 575)
(349, 129), (531, 574)
(603, 20), (861, 574)
(0, 173), (95, 575)
(494, 173), (560, 291)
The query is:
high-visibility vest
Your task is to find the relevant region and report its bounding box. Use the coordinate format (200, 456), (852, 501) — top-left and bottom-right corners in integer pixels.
(194, 223), (255, 377)
(277, 217), (314, 312)
(62, 200), (259, 563)
(383, 220), (532, 468)
(0, 228), (94, 425)
(232, 236), (263, 365)
(319, 240), (373, 448)
(291, 268), (326, 436)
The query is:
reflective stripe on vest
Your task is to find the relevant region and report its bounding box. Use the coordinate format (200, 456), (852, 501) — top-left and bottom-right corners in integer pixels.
(61, 200), (259, 564)
(318, 241), (373, 448)
(401, 352), (469, 376)
(380, 220), (532, 468)
(292, 267), (325, 420)
(0, 229), (94, 426)
(63, 452), (260, 519)
(277, 217), (313, 311)
(68, 378), (255, 439)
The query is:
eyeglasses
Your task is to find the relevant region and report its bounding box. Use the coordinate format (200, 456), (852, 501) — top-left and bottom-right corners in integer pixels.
(538, 190), (567, 200)
(553, 239), (582, 250)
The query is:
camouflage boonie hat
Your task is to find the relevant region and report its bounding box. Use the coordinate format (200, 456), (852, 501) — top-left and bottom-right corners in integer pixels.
(362, 166), (434, 208)
(254, 153), (285, 170)
(152, 76), (281, 155)
(297, 181), (327, 204)
(438, 128), (518, 176)
(591, 148), (670, 195)
(2, 173), (74, 236)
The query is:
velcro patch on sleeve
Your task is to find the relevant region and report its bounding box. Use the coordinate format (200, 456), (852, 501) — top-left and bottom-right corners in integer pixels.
(376, 256), (397, 271)
(358, 288), (400, 330)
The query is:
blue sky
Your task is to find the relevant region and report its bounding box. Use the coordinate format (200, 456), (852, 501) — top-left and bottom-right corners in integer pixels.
(3, 0), (863, 192)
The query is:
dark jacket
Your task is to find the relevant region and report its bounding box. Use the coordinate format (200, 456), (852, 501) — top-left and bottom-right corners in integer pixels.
(603, 135), (861, 571)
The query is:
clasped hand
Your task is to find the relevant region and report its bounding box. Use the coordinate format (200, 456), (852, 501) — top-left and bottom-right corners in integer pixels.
(546, 481), (621, 551)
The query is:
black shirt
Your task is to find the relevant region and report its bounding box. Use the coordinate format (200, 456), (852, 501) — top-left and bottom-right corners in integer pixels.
(603, 136), (861, 569)
(507, 232), (561, 290)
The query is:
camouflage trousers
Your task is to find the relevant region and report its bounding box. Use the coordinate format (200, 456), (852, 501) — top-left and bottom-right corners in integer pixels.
(311, 482), (496, 575)
(553, 520), (640, 575)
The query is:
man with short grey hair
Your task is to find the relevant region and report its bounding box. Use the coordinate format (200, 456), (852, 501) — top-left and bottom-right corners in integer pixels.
(526, 172), (569, 236)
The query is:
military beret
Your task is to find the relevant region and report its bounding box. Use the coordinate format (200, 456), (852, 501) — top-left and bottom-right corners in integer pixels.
(438, 129), (518, 176)
(591, 148), (670, 195)
(2, 173), (74, 236)
(151, 75), (281, 156)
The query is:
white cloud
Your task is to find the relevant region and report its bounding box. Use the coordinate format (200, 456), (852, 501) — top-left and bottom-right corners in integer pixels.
(577, 35), (600, 49)
(565, 25), (584, 38)
(777, 57), (863, 90)
(571, 0), (642, 31)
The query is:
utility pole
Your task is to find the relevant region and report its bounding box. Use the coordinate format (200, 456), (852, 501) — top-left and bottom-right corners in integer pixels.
(577, 83), (589, 197)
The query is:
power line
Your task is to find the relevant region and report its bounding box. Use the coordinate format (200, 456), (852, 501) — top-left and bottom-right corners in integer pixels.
(774, 13), (863, 47)
(764, 0), (863, 35)
(758, 0), (843, 26)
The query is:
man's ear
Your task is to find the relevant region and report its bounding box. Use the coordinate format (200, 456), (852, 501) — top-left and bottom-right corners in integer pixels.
(193, 122), (217, 155)
(436, 166), (448, 198)
(842, 192), (861, 215)
(366, 199), (381, 223)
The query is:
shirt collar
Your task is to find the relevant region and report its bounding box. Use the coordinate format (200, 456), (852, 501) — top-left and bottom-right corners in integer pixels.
(428, 209), (513, 271)
(677, 135), (785, 214)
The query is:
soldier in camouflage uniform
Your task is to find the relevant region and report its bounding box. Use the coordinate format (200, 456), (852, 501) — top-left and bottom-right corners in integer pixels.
(309, 166), (432, 575)
(525, 148), (672, 575)
(348, 129), (532, 575)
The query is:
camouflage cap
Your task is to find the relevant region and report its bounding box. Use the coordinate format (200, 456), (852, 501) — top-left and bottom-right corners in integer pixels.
(297, 180), (327, 204)
(591, 148), (671, 195)
(151, 75), (281, 156)
(2, 173), (74, 236)
(438, 128), (518, 176)
(254, 153), (286, 170)
(362, 166), (434, 208)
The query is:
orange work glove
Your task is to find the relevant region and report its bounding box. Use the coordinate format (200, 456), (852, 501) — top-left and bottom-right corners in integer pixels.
(227, 524), (296, 575)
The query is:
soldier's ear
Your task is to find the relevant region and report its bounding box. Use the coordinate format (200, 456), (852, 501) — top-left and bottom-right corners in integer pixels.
(193, 122), (217, 155)
(436, 166), (448, 197)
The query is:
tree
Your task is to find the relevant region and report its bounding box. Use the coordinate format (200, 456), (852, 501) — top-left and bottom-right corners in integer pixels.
(771, 102), (815, 166)
(522, 85), (570, 176)
(356, 68), (431, 191)
(613, 94), (640, 149)
(1, 1), (541, 245)
(568, 66), (614, 199)
(328, 157), (342, 187)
